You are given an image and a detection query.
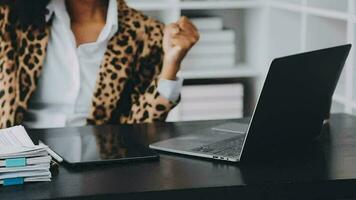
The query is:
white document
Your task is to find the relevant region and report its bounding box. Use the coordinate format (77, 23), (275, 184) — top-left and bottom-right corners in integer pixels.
(0, 176), (51, 185)
(0, 126), (52, 184)
(0, 155), (51, 167)
(0, 163), (51, 173)
(0, 170), (51, 180)
(0, 125), (49, 159)
(0, 126), (35, 147)
(0, 145), (49, 159)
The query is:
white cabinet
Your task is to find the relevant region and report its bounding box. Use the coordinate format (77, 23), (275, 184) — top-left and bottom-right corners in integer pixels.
(127, 0), (356, 120)
(267, 0), (356, 114)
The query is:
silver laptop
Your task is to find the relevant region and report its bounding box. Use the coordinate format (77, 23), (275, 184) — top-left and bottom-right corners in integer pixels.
(150, 44), (351, 162)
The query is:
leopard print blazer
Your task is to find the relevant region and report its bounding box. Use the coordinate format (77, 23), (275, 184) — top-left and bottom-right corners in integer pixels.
(0, 0), (178, 128)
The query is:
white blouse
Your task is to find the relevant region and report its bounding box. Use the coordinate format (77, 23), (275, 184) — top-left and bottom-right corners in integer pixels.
(24, 0), (183, 129)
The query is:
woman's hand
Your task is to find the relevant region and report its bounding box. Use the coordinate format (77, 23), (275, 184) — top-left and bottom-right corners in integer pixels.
(161, 16), (200, 80)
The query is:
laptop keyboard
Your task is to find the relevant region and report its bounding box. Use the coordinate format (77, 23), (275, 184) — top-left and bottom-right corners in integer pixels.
(191, 135), (245, 158)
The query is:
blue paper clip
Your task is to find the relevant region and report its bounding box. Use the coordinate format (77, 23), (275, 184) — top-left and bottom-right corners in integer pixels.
(5, 158), (26, 167)
(3, 177), (24, 186)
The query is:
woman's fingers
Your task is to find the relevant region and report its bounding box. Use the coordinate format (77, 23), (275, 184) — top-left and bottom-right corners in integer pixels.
(170, 34), (196, 50)
(177, 16), (199, 39)
(165, 23), (181, 36)
(164, 16), (200, 52)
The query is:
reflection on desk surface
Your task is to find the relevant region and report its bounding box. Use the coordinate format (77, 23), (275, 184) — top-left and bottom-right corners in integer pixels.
(38, 125), (157, 164)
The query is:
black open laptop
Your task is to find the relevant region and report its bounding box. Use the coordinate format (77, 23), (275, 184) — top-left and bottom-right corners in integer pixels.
(150, 44), (351, 162)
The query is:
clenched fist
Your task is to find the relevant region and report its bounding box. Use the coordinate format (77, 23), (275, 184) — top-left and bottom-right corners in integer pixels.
(161, 16), (200, 80)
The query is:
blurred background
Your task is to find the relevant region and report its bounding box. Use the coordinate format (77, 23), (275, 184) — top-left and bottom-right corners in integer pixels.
(126, 0), (355, 121)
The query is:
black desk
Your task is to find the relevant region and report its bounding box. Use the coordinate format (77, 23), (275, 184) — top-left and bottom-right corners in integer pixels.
(1, 114), (356, 200)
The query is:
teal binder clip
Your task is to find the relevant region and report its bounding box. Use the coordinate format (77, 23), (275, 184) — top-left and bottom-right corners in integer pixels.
(5, 158), (26, 167)
(3, 177), (24, 186)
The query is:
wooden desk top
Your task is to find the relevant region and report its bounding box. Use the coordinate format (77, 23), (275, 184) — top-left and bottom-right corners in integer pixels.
(1, 114), (356, 200)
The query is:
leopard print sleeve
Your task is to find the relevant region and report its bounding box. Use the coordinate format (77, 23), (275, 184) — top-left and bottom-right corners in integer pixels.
(0, 6), (18, 128)
(122, 19), (179, 124)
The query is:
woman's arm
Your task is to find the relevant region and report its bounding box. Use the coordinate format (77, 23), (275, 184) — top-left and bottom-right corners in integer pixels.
(0, 5), (17, 129)
(161, 16), (200, 80)
(121, 17), (199, 124)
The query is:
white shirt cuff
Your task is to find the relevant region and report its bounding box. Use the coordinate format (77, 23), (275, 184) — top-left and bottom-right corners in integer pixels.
(157, 77), (184, 103)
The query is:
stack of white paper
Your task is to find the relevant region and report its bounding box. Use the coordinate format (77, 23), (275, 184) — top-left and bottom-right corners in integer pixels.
(182, 17), (236, 69)
(0, 126), (52, 186)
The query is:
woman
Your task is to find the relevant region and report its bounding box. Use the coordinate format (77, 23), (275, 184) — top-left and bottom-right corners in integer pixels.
(0, 0), (199, 128)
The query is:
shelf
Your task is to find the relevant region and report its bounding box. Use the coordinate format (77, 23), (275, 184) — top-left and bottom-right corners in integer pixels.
(128, 0), (356, 23)
(269, 1), (350, 21)
(126, 0), (172, 11)
(179, 1), (260, 10)
(179, 65), (261, 79)
(127, 0), (261, 11)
